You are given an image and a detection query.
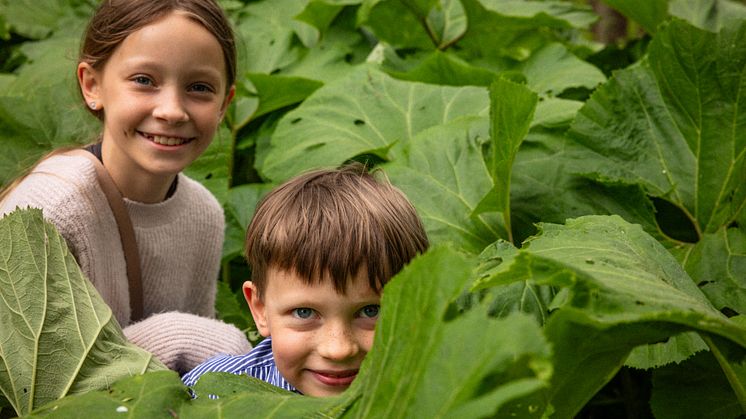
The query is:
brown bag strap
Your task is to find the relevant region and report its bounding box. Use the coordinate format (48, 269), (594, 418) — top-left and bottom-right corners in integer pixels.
(65, 149), (144, 322)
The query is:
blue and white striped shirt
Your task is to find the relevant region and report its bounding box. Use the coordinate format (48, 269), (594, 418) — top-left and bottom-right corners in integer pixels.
(182, 337), (299, 393)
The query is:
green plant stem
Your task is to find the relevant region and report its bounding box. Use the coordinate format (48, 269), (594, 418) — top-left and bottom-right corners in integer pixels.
(702, 335), (746, 413)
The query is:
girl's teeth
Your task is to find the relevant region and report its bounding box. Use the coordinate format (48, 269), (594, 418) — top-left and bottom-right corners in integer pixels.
(151, 135), (187, 146)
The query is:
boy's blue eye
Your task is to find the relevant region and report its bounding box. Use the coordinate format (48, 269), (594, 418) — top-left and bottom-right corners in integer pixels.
(293, 308), (314, 319)
(360, 305), (380, 319)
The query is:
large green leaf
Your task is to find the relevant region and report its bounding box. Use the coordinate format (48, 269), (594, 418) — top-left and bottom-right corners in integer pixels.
(568, 19), (746, 237)
(604, 0), (746, 34)
(511, 129), (660, 243)
(348, 245), (552, 418)
(474, 215), (746, 417)
(0, 34), (100, 187)
(28, 371), (190, 418)
(602, 0), (669, 34)
(0, 85), (98, 188)
(382, 49), (503, 87)
(232, 0), (307, 75)
(0, 209), (165, 417)
(1, 0), (93, 39)
(221, 183), (275, 262)
(651, 351), (746, 419)
(183, 125), (233, 205)
(486, 78), (537, 243)
(519, 43), (606, 96)
(669, 0), (746, 33)
(385, 117), (504, 254)
(458, 0), (597, 61)
(676, 226), (746, 314)
(281, 7), (371, 83)
(259, 65), (489, 182)
(358, 0), (467, 50)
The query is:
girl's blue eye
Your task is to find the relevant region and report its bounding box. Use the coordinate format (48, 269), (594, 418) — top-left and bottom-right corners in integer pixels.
(360, 305), (380, 319)
(133, 76), (152, 85)
(190, 83), (213, 93)
(293, 308), (314, 319)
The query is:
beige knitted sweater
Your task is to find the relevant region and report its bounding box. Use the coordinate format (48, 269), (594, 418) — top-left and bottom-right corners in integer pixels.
(1, 154), (250, 373)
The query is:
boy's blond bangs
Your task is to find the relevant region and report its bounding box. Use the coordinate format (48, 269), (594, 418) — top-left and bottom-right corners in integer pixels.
(245, 163), (428, 298)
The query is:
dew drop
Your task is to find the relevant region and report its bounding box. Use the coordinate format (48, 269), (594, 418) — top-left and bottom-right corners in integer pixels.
(661, 169), (667, 174)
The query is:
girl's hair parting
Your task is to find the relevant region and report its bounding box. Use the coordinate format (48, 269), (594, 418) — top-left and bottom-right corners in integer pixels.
(245, 163), (429, 298)
(79, 0), (237, 120)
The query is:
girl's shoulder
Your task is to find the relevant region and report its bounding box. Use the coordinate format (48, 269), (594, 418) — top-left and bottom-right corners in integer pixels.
(1, 154), (101, 215)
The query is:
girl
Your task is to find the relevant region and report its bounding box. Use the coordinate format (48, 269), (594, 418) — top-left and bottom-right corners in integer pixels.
(0, 0), (250, 374)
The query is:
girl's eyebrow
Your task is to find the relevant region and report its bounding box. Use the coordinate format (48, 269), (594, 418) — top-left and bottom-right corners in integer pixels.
(119, 58), (224, 81)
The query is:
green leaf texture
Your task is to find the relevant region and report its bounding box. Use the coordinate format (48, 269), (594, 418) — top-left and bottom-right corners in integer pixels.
(568, 19), (746, 237)
(0, 209), (165, 416)
(260, 66), (489, 182)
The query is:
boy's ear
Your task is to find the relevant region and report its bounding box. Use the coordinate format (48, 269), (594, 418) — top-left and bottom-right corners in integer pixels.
(77, 62), (101, 109)
(243, 281), (270, 337)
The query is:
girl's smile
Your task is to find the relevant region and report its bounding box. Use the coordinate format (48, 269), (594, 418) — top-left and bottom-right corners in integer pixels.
(78, 11), (234, 203)
(138, 131), (196, 147)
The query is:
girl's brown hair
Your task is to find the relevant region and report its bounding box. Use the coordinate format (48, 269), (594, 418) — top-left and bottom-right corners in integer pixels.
(245, 163), (430, 299)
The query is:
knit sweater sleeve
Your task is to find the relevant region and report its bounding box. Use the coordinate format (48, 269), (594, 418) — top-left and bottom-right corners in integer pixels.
(0, 155), (132, 324)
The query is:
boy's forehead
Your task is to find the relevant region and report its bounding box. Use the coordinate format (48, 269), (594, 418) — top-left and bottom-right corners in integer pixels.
(264, 266), (380, 296)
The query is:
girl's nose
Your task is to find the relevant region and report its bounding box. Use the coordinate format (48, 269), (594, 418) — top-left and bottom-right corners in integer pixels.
(318, 323), (360, 361)
(153, 89), (189, 124)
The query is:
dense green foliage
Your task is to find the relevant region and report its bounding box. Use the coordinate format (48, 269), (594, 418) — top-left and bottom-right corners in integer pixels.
(1, 0), (745, 417)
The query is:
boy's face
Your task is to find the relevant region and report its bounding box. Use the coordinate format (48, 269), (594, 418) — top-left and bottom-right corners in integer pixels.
(243, 268), (380, 397)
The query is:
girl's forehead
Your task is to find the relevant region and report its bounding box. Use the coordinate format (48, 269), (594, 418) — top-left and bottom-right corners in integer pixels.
(107, 12), (227, 80)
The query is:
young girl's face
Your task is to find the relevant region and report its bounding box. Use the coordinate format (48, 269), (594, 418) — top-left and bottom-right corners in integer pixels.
(79, 11), (233, 185)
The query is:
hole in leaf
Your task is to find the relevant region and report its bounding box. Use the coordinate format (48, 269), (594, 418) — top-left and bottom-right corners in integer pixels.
(722, 307), (738, 317)
(205, 173), (213, 180)
(305, 143), (325, 151)
(354, 119), (365, 126)
(291, 117), (302, 124)
(651, 197), (698, 243)
(346, 154), (387, 168)
(344, 53), (354, 63)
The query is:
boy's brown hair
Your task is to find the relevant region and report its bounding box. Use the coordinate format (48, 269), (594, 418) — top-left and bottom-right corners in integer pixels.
(245, 163), (429, 298)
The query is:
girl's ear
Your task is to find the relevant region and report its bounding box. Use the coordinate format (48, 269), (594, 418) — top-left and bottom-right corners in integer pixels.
(243, 281), (270, 337)
(219, 85), (235, 120)
(77, 62), (101, 110)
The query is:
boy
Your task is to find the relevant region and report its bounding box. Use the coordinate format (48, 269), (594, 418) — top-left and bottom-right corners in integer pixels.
(182, 163), (429, 396)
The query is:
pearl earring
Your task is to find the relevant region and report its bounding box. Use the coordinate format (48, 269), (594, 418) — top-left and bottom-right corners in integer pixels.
(89, 101), (97, 110)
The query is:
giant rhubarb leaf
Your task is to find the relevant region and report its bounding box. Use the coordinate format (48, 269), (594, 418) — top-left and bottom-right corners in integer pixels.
(474, 215), (746, 417)
(568, 19), (746, 237)
(259, 65), (489, 182)
(0, 209), (164, 417)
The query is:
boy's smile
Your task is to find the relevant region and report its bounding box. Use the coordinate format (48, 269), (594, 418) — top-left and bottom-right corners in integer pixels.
(244, 268), (380, 396)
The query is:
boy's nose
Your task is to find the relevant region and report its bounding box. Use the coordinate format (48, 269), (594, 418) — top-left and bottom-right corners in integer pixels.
(153, 89), (189, 124)
(318, 324), (360, 361)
